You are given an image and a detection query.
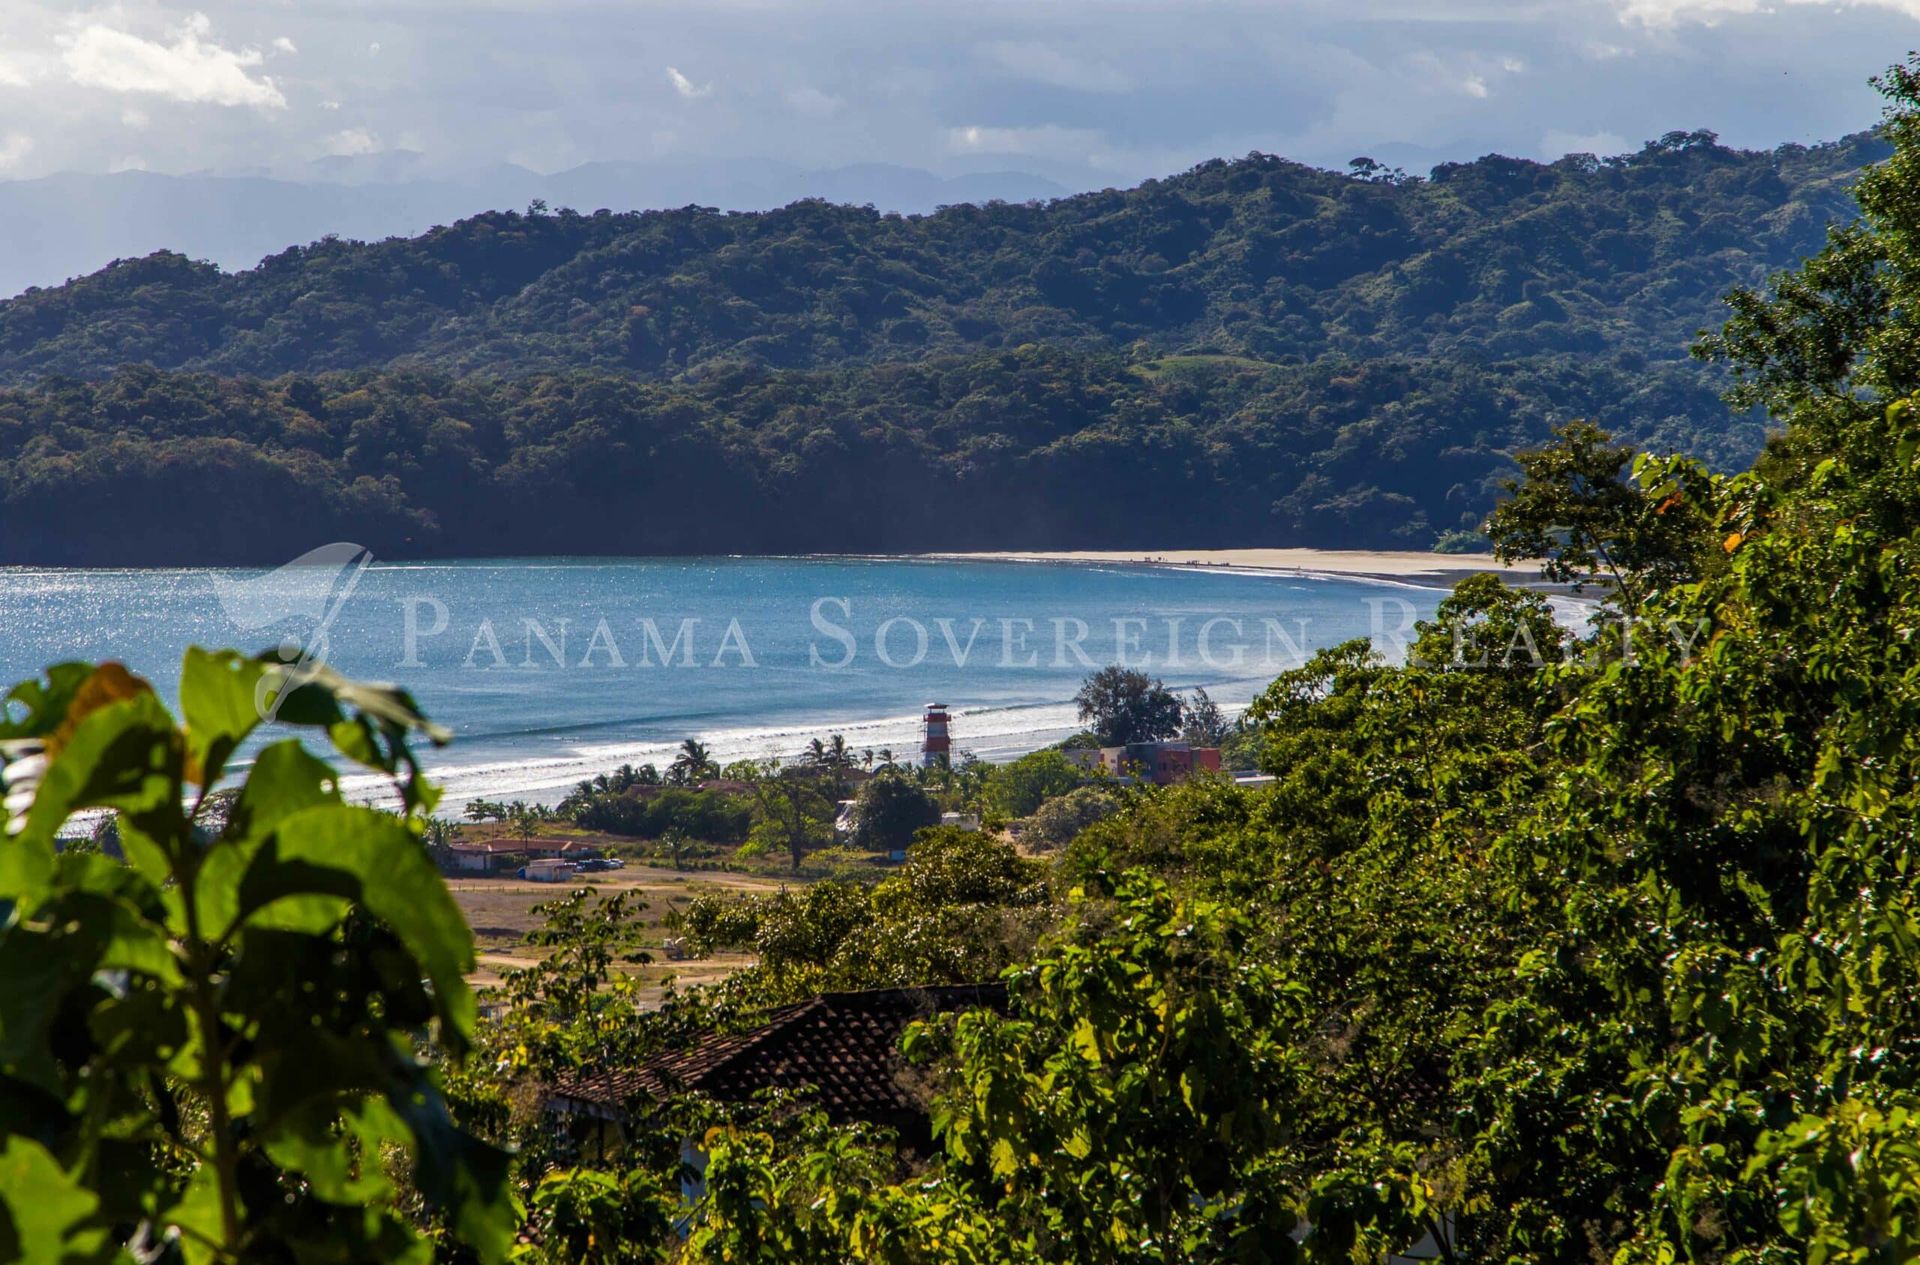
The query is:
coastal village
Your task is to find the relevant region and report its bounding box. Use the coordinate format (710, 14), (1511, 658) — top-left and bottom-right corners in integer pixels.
(431, 687), (1246, 1161)
(443, 696), (1237, 884)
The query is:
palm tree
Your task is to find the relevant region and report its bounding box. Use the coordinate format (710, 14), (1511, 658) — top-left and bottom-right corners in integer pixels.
(877, 747), (897, 769)
(822, 733), (854, 794)
(669, 738), (718, 787)
(801, 737), (829, 769)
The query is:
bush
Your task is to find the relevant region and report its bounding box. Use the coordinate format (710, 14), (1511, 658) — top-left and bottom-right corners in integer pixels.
(986, 749), (1085, 818)
(573, 787), (752, 843)
(1023, 785), (1122, 849)
(1432, 527), (1493, 553)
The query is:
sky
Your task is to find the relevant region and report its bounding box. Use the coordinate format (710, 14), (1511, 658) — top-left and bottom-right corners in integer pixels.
(0, 0), (1907, 188)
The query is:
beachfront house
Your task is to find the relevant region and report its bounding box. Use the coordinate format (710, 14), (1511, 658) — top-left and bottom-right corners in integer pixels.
(446, 840), (528, 874)
(1093, 740), (1223, 785)
(521, 838), (600, 861)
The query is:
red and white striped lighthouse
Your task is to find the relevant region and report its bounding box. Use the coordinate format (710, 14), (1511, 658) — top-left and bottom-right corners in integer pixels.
(921, 703), (951, 768)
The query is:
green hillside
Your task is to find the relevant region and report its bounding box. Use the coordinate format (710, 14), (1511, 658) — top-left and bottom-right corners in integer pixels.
(0, 129), (1888, 562)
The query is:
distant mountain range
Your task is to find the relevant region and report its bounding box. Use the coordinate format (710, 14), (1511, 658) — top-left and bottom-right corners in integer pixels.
(0, 159), (1072, 299)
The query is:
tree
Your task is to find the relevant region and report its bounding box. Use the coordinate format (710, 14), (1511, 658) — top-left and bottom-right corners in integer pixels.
(985, 749), (1084, 818)
(668, 738), (718, 787)
(424, 815), (461, 870)
(1180, 686), (1231, 746)
(800, 733), (855, 795)
(0, 650), (515, 1260)
(1074, 664), (1184, 746)
(748, 765), (836, 872)
(823, 734), (854, 790)
(1485, 420), (1713, 610)
(847, 769), (940, 855)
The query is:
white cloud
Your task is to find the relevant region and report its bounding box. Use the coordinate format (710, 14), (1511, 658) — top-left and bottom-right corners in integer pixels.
(1410, 51), (1505, 99)
(0, 131), (31, 170)
(785, 86), (842, 117)
(984, 41), (1131, 92)
(121, 105), (149, 129)
(1617, 0), (1920, 23)
(272, 36), (297, 56)
(1542, 127), (1631, 156)
(666, 66), (712, 100)
(0, 53), (34, 88)
(322, 127), (380, 156)
(946, 123), (1105, 159)
(108, 154), (147, 172)
(1614, 0), (1761, 24)
(62, 13), (285, 109)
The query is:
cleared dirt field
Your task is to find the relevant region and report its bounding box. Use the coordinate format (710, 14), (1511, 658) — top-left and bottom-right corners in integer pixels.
(450, 863), (806, 999)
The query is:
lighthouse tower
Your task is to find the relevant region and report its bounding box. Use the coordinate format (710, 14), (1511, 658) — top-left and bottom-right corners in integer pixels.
(921, 703), (951, 769)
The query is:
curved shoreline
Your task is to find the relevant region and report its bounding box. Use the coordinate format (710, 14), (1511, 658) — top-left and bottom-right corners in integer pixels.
(921, 548), (1544, 590)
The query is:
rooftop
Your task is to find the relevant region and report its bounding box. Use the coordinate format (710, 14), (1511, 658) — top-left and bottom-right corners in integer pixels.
(547, 982), (1006, 1123)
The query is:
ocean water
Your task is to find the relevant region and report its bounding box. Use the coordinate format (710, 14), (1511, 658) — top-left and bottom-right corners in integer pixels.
(0, 556), (1451, 809)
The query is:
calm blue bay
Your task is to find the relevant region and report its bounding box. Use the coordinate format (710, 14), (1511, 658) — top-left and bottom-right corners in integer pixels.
(0, 556), (1447, 808)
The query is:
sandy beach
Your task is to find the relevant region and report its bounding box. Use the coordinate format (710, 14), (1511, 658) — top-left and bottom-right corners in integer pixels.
(929, 548), (1545, 589)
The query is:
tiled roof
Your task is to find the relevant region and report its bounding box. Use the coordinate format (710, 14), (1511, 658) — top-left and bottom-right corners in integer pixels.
(547, 983), (1006, 1122)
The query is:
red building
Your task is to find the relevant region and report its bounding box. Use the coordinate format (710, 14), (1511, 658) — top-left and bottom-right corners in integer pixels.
(1096, 741), (1223, 785)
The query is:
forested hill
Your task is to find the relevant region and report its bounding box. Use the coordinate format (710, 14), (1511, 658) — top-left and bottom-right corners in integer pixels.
(0, 129), (1890, 564)
(0, 130), (1881, 382)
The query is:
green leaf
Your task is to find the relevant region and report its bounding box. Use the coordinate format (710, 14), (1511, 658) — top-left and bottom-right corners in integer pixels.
(259, 1095), (405, 1205)
(0, 1137), (109, 1264)
(223, 740), (340, 841)
(0, 925), (90, 1095)
(0, 663), (95, 741)
(13, 693), (182, 865)
(230, 805), (476, 1037)
(178, 648), (265, 789)
(989, 1136), (1018, 1180)
(154, 1166), (226, 1265)
(392, 1084), (519, 1264)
